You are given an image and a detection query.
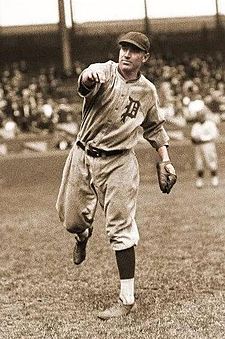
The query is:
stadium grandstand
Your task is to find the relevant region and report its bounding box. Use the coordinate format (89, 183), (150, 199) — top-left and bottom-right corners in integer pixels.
(0, 0), (225, 161)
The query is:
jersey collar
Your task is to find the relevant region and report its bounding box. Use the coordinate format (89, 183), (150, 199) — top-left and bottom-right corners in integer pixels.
(116, 65), (141, 83)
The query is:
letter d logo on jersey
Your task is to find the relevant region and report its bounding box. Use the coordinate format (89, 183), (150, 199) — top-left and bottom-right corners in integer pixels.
(121, 96), (140, 123)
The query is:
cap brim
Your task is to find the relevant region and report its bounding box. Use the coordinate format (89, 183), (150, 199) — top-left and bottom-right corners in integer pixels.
(119, 39), (146, 52)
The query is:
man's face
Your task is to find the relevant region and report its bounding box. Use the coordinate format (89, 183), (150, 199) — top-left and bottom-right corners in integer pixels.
(118, 43), (149, 75)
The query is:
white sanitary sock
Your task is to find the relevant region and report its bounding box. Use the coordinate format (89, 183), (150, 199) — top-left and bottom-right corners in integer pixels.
(119, 278), (135, 305)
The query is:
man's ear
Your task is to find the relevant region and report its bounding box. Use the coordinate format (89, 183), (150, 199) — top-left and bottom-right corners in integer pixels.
(143, 52), (150, 63)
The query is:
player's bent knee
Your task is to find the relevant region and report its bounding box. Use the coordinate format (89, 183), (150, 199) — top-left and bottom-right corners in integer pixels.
(65, 221), (91, 235)
(65, 223), (77, 234)
(108, 231), (139, 251)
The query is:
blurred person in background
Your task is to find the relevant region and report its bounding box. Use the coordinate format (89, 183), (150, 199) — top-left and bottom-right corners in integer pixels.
(0, 116), (19, 155)
(158, 81), (175, 118)
(158, 81), (186, 140)
(204, 88), (225, 116)
(191, 103), (219, 188)
(56, 97), (73, 123)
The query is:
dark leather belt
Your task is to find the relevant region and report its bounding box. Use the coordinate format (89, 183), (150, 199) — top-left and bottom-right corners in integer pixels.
(76, 140), (126, 158)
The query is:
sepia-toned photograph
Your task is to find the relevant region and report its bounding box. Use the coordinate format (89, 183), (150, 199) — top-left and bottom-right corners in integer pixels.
(1, 0), (225, 337)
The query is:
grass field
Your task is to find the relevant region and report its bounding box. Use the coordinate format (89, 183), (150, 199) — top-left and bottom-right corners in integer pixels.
(1, 144), (225, 339)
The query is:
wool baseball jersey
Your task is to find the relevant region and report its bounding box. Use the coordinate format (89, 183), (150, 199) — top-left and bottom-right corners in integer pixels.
(77, 60), (169, 151)
(191, 120), (219, 144)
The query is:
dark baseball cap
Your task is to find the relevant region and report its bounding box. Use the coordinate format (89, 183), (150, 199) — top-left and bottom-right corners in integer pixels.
(118, 31), (150, 52)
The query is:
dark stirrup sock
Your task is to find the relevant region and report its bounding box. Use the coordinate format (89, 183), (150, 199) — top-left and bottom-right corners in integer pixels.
(115, 246), (135, 279)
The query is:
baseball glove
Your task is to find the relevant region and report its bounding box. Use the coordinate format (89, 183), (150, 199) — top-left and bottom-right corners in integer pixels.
(156, 161), (177, 194)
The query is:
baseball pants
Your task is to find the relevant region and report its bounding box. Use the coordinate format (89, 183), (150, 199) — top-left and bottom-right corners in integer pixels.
(194, 142), (218, 172)
(56, 144), (140, 251)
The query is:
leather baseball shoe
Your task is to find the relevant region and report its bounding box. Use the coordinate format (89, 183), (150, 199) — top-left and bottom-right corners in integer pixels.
(73, 228), (92, 265)
(97, 299), (135, 320)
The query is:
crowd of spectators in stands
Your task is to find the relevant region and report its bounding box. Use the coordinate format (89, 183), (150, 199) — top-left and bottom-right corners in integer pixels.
(0, 60), (83, 135)
(145, 50), (225, 126)
(0, 51), (225, 152)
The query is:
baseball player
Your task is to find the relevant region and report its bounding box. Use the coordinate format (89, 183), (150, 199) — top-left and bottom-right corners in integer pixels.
(191, 104), (219, 188)
(56, 31), (177, 320)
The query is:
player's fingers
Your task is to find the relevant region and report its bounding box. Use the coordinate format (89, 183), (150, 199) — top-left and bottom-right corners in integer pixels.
(88, 71), (97, 82)
(88, 72), (99, 82)
(84, 70), (96, 81)
(85, 70), (106, 84)
(93, 72), (106, 83)
(96, 73), (100, 82)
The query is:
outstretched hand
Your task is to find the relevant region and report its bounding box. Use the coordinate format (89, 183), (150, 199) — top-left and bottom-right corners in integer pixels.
(82, 69), (106, 88)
